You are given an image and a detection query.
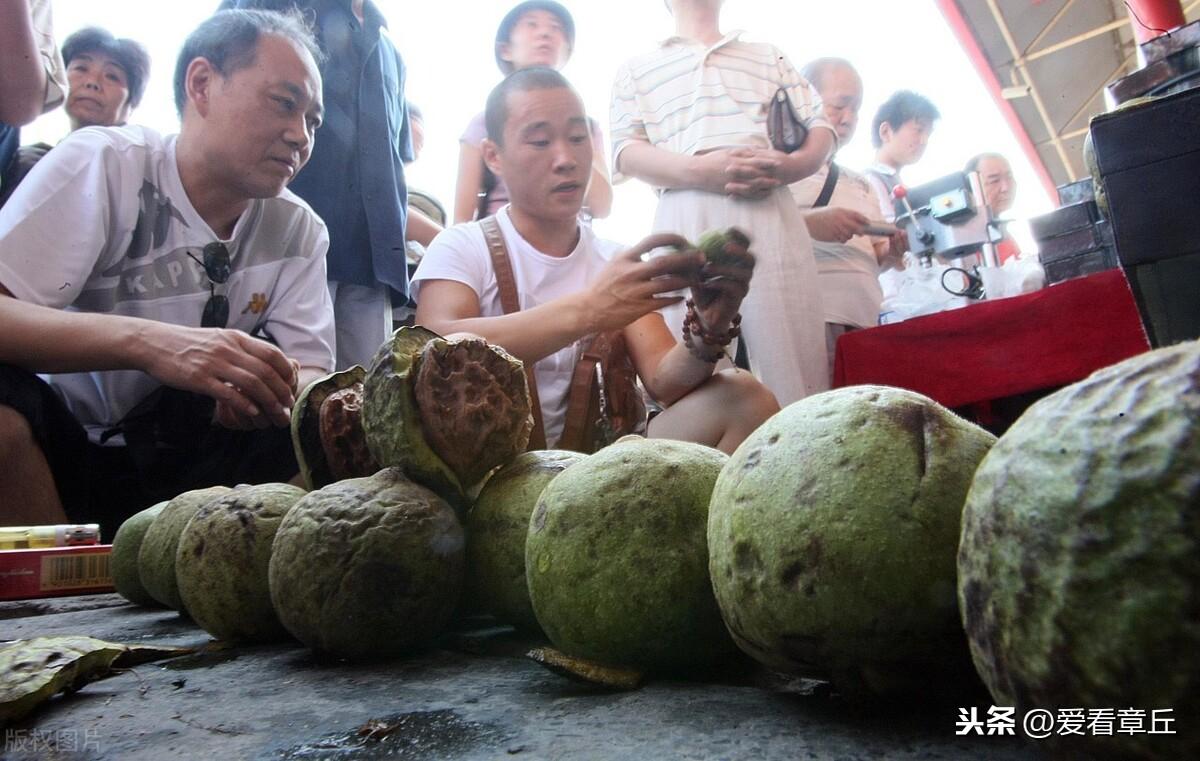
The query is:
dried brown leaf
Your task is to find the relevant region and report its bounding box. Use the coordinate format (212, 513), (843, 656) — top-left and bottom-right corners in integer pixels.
(0, 636), (192, 724)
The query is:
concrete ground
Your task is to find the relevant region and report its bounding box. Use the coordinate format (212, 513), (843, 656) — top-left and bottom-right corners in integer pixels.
(1, 594), (1040, 760)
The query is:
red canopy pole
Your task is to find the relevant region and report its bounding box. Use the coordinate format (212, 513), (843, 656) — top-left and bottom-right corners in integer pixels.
(934, 0), (1059, 201)
(1125, 0), (1187, 43)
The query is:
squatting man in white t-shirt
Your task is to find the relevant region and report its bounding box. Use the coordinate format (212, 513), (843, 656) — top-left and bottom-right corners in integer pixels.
(413, 68), (780, 454)
(0, 9), (336, 534)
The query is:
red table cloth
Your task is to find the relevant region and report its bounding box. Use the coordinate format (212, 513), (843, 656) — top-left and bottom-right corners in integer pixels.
(832, 269), (1152, 409)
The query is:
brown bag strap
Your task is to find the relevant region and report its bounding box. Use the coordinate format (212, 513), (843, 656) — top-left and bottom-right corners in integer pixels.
(480, 216), (547, 450)
(557, 339), (604, 453)
(481, 216), (521, 314)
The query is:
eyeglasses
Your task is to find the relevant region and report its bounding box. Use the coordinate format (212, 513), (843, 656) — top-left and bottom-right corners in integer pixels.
(187, 242), (231, 328)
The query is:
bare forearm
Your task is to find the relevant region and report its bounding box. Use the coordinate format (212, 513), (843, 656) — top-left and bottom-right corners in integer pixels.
(641, 343), (719, 405)
(453, 145), (485, 224)
(2, 289), (304, 423)
(406, 208), (442, 247)
(616, 142), (715, 192)
(623, 311), (712, 404)
(418, 297), (594, 366)
(0, 0), (48, 125)
(0, 294), (150, 373)
(777, 130), (836, 185)
(585, 163), (613, 219)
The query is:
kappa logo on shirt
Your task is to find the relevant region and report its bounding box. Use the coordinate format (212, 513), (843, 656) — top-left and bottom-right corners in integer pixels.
(242, 292), (269, 315)
(75, 246), (211, 313)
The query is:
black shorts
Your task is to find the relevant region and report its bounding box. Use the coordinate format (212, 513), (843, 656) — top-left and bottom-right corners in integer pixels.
(0, 365), (298, 540)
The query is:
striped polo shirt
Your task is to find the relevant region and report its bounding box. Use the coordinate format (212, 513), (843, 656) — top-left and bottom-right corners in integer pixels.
(609, 31), (835, 185)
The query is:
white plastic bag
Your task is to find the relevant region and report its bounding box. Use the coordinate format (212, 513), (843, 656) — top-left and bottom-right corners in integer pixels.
(979, 254), (1046, 300)
(879, 254), (969, 323)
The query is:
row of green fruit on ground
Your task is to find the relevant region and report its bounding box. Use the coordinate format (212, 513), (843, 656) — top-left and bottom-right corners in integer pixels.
(110, 328), (1198, 761)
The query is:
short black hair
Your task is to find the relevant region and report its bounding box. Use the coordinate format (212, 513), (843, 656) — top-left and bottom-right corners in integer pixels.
(62, 27), (152, 109)
(800, 57), (856, 92)
(965, 152), (1007, 173)
(495, 1), (576, 74)
(871, 90), (940, 149)
(485, 66), (575, 146)
(173, 8), (323, 116)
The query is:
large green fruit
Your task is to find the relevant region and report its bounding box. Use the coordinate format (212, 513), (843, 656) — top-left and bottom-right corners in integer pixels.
(959, 342), (1200, 759)
(111, 502), (167, 606)
(269, 468), (464, 660)
(362, 327), (533, 511)
(465, 450), (586, 631)
(137, 486), (232, 611)
(526, 437), (734, 671)
(708, 386), (995, 698)
(291, 366), (378, 490)
(176, 483), (307, 643)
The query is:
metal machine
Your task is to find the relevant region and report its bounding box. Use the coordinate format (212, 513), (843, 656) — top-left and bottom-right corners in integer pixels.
(890, 172), (1003, 299)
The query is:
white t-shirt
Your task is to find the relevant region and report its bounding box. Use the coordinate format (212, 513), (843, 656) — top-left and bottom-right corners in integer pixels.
(31, 0), (66, 111)
(411, 208), (621, 446)
(864, 161), (901, 222)
(792, 164), (886, 328)
(0, 126), (335, 441)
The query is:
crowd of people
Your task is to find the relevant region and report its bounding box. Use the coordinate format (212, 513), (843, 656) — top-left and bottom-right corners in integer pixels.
(0, 0), (1020, 534)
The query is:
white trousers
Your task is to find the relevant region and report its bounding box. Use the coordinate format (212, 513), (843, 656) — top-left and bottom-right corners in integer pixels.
(653, 188), (829, 406)
(328, 281), (394, 371)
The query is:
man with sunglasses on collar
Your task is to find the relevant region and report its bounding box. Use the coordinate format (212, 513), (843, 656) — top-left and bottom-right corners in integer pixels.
(0, 9), (335, 534)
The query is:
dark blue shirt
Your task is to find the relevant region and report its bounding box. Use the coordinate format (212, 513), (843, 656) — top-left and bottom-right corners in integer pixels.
(226, 0), (413, 293)
(0, 125), (19, 190)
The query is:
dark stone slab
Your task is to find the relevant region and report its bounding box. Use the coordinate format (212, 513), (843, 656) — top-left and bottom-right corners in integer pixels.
(1, 595), (1041, 760)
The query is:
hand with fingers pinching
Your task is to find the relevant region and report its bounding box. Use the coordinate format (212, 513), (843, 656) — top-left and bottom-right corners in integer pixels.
(691, 228), (755, 333)
(139, 323), (301, 430)
(679, 229), (755, 364)
(212, 357), (303, 431)
(584, 233), (706, 333)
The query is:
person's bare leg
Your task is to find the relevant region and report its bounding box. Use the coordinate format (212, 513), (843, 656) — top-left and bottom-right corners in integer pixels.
(647, 369), (781, 454)
(0, 405), (69, 524)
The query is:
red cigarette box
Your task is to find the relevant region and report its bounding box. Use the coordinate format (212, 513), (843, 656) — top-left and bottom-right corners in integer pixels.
(0, 545), (114, 601)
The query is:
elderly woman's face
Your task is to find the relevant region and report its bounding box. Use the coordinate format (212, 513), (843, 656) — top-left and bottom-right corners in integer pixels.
(65, 51), (132, 130)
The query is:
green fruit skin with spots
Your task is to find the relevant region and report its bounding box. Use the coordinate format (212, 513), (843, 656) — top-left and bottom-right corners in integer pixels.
(362, 326), (467, 510)
(959, 342), (1200, 760)
(526, 437), (735, 671)
(175, 484), (307, 643)
(111, 502), (167, 606)
(465, 450), (586, 631)
(268, 468), (464, 660)
(696, 228), (751, 267)
(708, 386), (995, 698)
(137, 486), (232, 612)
